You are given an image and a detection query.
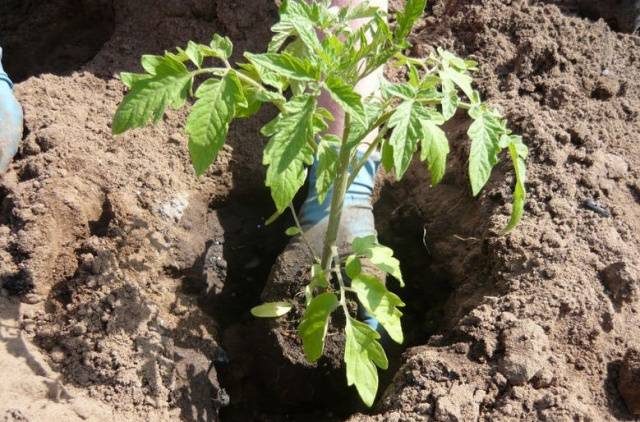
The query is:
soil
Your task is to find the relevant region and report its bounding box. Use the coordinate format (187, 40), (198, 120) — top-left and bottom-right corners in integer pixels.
(1, 0), (639, 421)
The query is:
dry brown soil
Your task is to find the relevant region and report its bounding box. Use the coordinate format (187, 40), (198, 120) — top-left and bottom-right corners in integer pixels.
(1, 0), (639, 421)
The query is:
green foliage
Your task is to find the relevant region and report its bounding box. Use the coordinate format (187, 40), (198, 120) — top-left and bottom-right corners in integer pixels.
(251, 302), (293, 318)
(298, 292), (339, 362)
(112, 0), (528, 408)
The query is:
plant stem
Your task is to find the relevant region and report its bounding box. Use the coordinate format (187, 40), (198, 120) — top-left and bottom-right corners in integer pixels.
(320, 113), (353, 271)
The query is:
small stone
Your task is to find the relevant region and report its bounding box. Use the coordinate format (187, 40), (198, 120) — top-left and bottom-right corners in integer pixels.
(453, 342), (470, 355)
(50, 346), (66, 363)
(592, 76), (619, 100)
(532, 367), (555, 388)
(499, 319), (550, 385)
(601, 261), (639, 305)
(71, 323), (87, 336)
(604, 153), (629, 180)
(169, 132), (184, 144)
(23, 293), (44, 304)
(619, 348), (640, 415)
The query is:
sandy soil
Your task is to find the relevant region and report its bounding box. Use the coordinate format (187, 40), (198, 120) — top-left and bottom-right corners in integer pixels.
(1, 0), (639, 421)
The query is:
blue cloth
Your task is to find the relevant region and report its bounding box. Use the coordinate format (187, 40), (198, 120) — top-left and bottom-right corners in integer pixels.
(0, 47), (22, 173)
(299, 148), (380, 237)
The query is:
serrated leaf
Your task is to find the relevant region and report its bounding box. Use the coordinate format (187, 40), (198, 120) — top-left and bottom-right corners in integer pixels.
(440, 77), (458, 121)
(315, 139), (339, 204)
(381, 80), (416, 100)
(285, 226), (301, 236)
(290, 17), (324, 56)
(345, 255), (362, 279)
(352, 235), (404, 287)
(234, 86), (262, 118)
(441, 67), (474, 100)
(324, 74), (366, 125)
(381, 140), (394, 172)
(467, 107), (501, 196)
(298, 292), (339, 362)
(388, 100), (423, 179)
(420, 120), (449, 185)
(351, 273), (405, 344)
(501, 135), (527, 233)
(210, 34), (233, 59)
(246, 52), (319, 81)
(395, 0), (426, 40)
(263, 94), (317, 212)
(120, 72), (152, 89)
(185, 41), (203, 68)
(344, 317), (388, 407)
(141, 55), (164, 74)
(186, 71), (244, 175)
(251, 302), (293, 317)
(347, 98), (384, 148)
(113, 57), (192, 135)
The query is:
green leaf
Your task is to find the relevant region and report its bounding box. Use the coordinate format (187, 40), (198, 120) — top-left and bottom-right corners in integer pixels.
(210, 34), (233, 59)
(263, 94), (317, 212)
(352, 235), (404, 287)
(315, 139), (339, 204)
(298, 292), (339, 362)
(251, 301), (293, 317)
(441, 67), (474, 100)
(381, 80), (415, 100)
(420, 120), (449, 185)
(388, 100), (423, 179)
(351, 274), (405, 344)
(440, 77), (459, 121)
(324, 75), (366, 125)
(141, 55), (164, 74)
(120, 72), (152, 89)
(234, 87), (262, 118)
(186, 71), (244, 175)
(285, 226), (301, 236)
(246, 52), (319, 81)
(347, 97), (384, 148)
(394, 0), (426, 41)
(467, 107), (501, 195)
(185, 41), (203, 68)
(113, 57), (192, 135)
(305, 263), (329, 305)
(290, 17), (324, 56)
(344, 317), (388, 407)
(501, 134), (527, 233)
(345, 255), (362, 279)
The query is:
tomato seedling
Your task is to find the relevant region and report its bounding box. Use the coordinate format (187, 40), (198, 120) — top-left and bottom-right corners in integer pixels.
(112, 0), (527, 406)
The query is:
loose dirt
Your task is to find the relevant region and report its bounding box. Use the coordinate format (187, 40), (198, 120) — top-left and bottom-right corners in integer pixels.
(0, 0), (639, 421)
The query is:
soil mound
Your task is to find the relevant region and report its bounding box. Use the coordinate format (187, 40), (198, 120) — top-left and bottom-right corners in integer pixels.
(0, 0), (639, 420)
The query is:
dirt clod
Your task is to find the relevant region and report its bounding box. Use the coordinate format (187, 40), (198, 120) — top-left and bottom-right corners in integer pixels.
(619, 348), (640, 415)
(499, 320), (550, 385)
(601, 261), (639, 306)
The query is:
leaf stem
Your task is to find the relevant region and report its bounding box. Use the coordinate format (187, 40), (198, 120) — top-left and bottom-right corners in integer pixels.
(289, 203), (319, 261)
(346, 125), (388, 188)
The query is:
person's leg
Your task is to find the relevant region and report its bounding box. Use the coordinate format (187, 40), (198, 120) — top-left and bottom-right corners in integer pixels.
(0, 47), (23, 174)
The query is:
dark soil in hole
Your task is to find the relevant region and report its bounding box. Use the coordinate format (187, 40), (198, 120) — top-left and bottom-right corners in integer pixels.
(0, 0), (115, 82)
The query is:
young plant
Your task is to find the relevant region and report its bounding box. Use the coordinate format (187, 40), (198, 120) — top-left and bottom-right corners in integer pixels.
(112, 0), (527, 407)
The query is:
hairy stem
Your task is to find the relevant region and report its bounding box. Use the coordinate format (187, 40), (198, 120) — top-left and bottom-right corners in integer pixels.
(320, 113), (353, 270)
